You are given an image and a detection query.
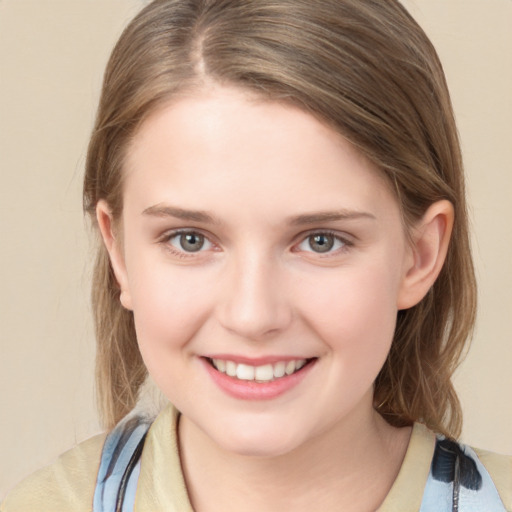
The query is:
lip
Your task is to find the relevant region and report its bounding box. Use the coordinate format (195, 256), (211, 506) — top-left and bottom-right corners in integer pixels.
(202, 353), (310, 366)
(201, 356), (317, 400)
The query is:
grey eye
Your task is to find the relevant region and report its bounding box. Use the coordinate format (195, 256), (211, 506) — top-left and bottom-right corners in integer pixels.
(296, 233), (346, 254)
(308, 234), (335, 253)
(169, 232), (211, 253)
(180, 233), (204, 252)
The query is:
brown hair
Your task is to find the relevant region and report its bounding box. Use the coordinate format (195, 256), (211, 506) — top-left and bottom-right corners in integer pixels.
(84, 0), (476, 437)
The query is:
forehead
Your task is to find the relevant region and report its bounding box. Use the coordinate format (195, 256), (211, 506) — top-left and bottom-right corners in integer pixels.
(122, 86), (398, 222)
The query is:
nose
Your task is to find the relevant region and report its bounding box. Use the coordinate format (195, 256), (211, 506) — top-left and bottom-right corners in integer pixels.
(216, 252), (293, 341)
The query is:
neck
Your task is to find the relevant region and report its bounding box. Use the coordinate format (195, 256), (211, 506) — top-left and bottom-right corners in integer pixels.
(178, 401), (411, 512)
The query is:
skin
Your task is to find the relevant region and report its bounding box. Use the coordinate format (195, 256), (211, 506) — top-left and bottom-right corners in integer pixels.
(98, 85), (453, 511)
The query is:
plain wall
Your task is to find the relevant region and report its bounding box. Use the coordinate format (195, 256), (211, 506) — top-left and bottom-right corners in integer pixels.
(1, 0), (511, 499)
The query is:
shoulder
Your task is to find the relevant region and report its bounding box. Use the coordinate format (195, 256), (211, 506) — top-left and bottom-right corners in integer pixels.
(381, 423), (512, 512)
(0, 432), (106, 512)
(473, 447), (512, 511)
(422, 435), (512, 512)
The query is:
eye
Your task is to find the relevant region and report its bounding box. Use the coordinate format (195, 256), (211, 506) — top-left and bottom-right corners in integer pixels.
(296, 232), (348, 254)
(167, 231), (214, 253)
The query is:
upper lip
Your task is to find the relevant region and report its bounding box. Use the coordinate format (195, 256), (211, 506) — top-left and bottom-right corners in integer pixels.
(202, 354), (316, 366)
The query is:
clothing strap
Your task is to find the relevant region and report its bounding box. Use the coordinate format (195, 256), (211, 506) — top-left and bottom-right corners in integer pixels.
(93, 414), (507, 512)
(93, 414), (153, 512)
(419, 438), (507, 512)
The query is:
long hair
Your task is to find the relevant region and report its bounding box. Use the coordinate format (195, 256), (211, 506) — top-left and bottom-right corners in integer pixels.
(84, 0), (476, 436)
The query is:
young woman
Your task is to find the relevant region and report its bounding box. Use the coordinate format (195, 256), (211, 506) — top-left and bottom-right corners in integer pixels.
(2, 1), (510, 511)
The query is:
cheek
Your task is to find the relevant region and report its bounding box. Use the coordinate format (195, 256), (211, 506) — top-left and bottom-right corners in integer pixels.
(297, 264), (401, 363)
(125, 254), (215, 352)
(126, 262), (217, 393)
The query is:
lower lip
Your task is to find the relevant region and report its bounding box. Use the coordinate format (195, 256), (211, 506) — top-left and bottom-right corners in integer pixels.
(202, 358), (316, 400)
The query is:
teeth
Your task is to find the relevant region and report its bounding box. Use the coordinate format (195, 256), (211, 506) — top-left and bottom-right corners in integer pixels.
(214, 359), (226, 373)
(236, 364), (255, 380)
(296, 360), (306, 370)
(285, 360), (296, 375)
(273, 361), (286, 378)
(254, 364), (273, 381)
(211, 358), (308, 382)
(226, 360), (237, 377)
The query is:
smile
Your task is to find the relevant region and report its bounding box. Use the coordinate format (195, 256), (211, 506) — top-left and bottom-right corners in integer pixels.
(208, 358), (310, 382)
(203, 356), (317, 400)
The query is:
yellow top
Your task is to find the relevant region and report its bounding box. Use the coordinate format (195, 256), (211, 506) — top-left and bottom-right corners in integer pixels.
(2, 405), (511, 511)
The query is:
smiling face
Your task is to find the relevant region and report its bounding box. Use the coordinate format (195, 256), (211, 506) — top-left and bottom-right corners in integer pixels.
(98, 85), (419, 457)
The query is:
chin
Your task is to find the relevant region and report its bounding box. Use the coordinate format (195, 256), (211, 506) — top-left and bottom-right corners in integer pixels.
(209, 422), (305, 459)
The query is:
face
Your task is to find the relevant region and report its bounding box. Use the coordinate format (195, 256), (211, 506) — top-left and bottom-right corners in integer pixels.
(103, 86), (417, 457)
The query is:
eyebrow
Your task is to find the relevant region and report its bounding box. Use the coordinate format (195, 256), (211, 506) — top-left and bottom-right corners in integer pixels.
(288, 210), (376, 225)
(142, 204), (221, 224)
(142, 204), (375, 226)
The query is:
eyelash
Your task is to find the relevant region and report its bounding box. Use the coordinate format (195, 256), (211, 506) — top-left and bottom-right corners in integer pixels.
(159, 229), (353, 258)
(159, 229), (216, 259)
(293, 230), (353, 256)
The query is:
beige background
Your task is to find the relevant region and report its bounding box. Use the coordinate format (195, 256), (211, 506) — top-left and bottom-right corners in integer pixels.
(1, 0), (511, 500)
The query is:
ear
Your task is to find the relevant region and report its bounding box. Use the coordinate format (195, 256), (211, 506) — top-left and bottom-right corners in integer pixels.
(397, 200), (454, 310)
(96, 200), (133, 310)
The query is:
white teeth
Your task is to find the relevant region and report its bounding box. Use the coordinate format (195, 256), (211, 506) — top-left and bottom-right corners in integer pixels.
(285, 360), (296, 375)
(210, 358), (309, 382)
(236, 363), (255, 380)
(273, 361), (286, 378)
(213, 359), (226, 372)
(254, 364), (274, 381)
(296, 360), (306, 370)
(226, 360), (237, 377)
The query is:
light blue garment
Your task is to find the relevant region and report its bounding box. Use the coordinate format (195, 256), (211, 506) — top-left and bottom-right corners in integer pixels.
(420, 441), (506, 512)
(121, 459), (141, 512)
(92, 414), (152, 512)
(93, 415), (507, 512)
